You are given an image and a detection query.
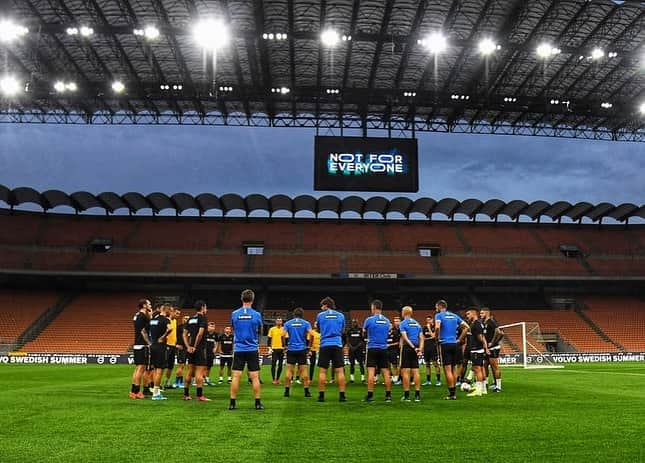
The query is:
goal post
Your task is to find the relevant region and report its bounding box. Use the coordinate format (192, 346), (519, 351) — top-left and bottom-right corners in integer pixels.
(499, 321), (564, 369)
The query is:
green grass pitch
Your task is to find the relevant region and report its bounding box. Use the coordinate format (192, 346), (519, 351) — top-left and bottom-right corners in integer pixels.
(1, 363), (644, 462)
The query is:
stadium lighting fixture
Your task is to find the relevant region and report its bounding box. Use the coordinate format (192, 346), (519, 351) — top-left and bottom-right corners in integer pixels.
(591, 47), (604, 60)
(326, 88), (340, 94)
(111, 81), (125, 93)
(144, 26), (159, 40)
(0, 20), (28, 43)
(403, 91), (416, 97)
(601, 102), (613, 109)
(478, 38), (497, 55)
(536, 43), (560, 59)
(54, 81), (78, 93)
(66, 27), (78, 36)
(271, 87), (290, 94)
(321, 29), (340, 47)
(219, 86), (233, 92)
(341, 34), (352, 41)
(420, 32), (447, 54)
(607, 52), (618, 58)
(0, 76), (20, 96)
(640, 102), (645, 115)
(79, 26), (94, 37)
(504, 97), (517, 103)
(193, 19), (230, 51)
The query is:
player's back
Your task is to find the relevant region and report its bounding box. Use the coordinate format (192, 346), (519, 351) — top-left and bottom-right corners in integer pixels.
(231, 307), (262, 352)
(435, 311), (462, 343)
(316, 309), (345, 347)
(364, 314), (390, 349)
(284, 318), (311, 351)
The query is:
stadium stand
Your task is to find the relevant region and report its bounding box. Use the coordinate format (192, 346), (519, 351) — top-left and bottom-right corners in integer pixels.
(583, 297), (645, 352)
(0, 290), (60, 344)
(253, 255), (340, 274)
(0, 213), (41, 245)
(128, 221), (220, 250)
(219, 222), (300, 250)
(511, 257), (589, 276)
(459, 225), (546, 254)
(492, 310), (619, 353)
(586, 258), (645, 276)
(22, 293), (140, 353)
(85, 252), (166, 273)
(345, 255), (433, 274)
(381, 223), (465, 252)
(301, 223), (382, 251)
(0, 248), (29, 270)
(37, 217), (134, 247)
(169, 254), (247, 274)
(438, 256), (514, 275)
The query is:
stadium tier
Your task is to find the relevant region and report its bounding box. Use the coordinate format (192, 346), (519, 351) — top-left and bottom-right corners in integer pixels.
(0, 212), (643, 277)
(0, 290), (60, 344)
(583, 297), (645, 352)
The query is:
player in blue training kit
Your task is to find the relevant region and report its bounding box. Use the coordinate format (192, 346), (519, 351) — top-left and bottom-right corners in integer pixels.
(316, 296), (347, 402)
(434, 299), (469, 400)
(229, 289), (264, 410)
(399, 306), (424, 402)
(362, 299), (392, 403)
(282, 307), (313, 398)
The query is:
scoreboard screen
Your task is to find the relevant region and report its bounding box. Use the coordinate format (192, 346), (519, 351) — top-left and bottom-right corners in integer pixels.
(314, 136), (419, 192)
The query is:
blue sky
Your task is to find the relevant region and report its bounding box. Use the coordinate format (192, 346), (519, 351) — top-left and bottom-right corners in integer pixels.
(0, 124), (643, 208)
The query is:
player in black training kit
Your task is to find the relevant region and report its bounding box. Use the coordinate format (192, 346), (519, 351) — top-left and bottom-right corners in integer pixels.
(387, 317), (402, 384)
(148, 304), (172, 400)
(457, 314), (474, 386)
(346, 319), (366, 383)
(481, 307), (504, 392)
(422, 316), (441, 387)
(465, 308), (489, 397)
(204, 322), (217, 386)
(173, 313), (188, 388)
(217, 326), (234, 384)
(130, 299), (152, 399)
(182, 300), (210, 402)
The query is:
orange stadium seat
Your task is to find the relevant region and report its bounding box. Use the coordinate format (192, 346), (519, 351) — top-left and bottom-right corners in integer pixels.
(0, 290), (60, 344)
(0, 214), (41, 245)
(0, 248), (29, 270)
(29, 250), (83, 271)
(218, 222), (299, 250)
(301, 223), (381, 251)
(583, 297), (645, 352)
(586, 258), (645, 276)
(438, 256), (514, 275)
(22, 293), (145, 353)
(169, 254), (246, 273)
(129, 221), (220, 250)
(492, 309), (618, 353)
(253, 255), (340, 274)
(37, 217), (135, 247)
(345, 255), (433, 274)
(459, 225), (546, 254)
(85, 252), (166, 272)
(512, 257), (589, 276)
(381, 223), (464, 252)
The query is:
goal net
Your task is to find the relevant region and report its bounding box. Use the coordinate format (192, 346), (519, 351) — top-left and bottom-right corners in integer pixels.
(499, 321), (564, 369)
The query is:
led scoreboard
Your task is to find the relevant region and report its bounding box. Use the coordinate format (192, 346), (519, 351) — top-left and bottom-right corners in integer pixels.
(314, 136), (419, 192)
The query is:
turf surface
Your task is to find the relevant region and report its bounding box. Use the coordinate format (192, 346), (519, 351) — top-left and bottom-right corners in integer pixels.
(1, 363), (644, 462)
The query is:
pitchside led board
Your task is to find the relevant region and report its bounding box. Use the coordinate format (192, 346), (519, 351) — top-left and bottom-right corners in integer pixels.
(314, 136), (419, 192)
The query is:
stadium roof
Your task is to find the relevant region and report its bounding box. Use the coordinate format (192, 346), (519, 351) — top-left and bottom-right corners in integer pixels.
(1, 184), (643, 223)
(2, 0), (645, 141)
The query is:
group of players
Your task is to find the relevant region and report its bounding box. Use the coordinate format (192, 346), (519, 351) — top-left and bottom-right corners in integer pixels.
(130, 289), (504, 408)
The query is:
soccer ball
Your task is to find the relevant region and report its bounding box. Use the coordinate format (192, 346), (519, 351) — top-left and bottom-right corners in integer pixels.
(460, 382), (472, 392)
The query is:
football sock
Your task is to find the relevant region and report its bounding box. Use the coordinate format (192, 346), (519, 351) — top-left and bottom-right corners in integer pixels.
(404, 390), (410, 399)
(367, 391), (374, 399)
(196, 387), (203, 397)
(131, 384), (136, 393)
(184, 387), (190, 396)
(153, 386), (159, 395)
(339, 391), (346, 400)
(318, 392), (325, 400)
(426, 375), (431, 381)
(385, 390), (391, 398)
(496, 379), (502, 389)
(255, 398), (262, 406)
(449, 387), (456, 397)
(229, 398), (236, 407)
(436, 374), (441, 382)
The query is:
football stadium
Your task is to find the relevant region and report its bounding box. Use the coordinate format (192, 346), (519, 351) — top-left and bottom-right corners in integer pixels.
(1, 0), (644, 461)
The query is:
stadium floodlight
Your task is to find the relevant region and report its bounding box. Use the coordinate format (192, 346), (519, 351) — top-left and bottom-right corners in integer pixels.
(66, 82), (77, 92)
(341, 34), (351, 41)
(79, 26), (94, 37)
(280, 87), (290, 94)
(54, 81), (66, 93)
(420, 32), (447, 54)
(111, 81), (125, 93)
(478, 38), (497, 55)
(640, 102), (645, 115)
(193, 19), (230, 51)
(536, 43), (559, 59)
(0, 76), (20, 96)
(601, 102), (613, 109)
(0, 20), (28, 43)
(608, 52), (617, 58)
(591, 47), (604, 60)
(321, 28), (340, 47)
(66, 27), (78, 36)
(144, 26), (159, 40)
